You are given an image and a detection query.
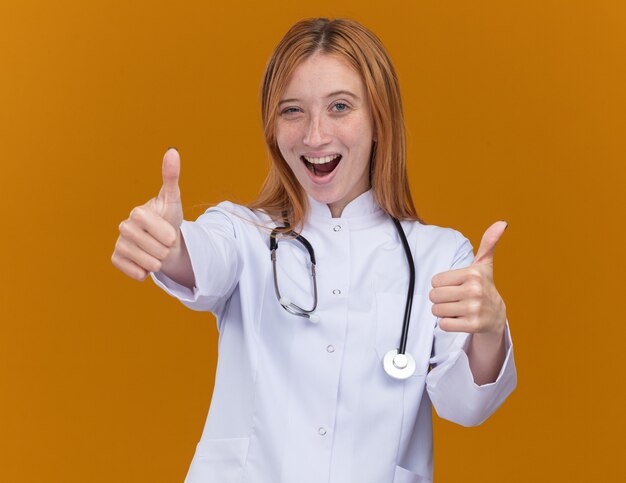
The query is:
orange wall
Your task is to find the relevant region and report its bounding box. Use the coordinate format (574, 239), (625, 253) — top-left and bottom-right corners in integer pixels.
(1, 1), (624, 481)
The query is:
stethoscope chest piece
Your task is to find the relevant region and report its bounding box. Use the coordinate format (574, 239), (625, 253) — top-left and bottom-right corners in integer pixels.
(383, 349), (416, 380)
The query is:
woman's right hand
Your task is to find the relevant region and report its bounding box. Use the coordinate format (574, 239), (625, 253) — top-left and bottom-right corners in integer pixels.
(111, 148), (188, 283)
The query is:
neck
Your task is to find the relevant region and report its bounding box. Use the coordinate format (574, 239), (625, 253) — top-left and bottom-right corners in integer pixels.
(327, 202), (345, 218)
(327, 187), (370, 218)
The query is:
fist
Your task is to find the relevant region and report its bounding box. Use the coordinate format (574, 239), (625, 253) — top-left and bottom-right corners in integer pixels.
(111, 148), (184, 281)
(429, 221), (508, 335)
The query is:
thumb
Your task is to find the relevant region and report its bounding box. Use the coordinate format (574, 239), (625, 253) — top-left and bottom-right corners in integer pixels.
(472, 220), (508, 265)
(158, 147), (181, 204)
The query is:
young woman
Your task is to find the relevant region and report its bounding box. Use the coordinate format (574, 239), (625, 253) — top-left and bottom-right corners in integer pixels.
(112, 18), (516, 483)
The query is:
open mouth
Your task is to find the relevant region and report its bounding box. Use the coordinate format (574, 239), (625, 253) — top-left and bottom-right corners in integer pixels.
(301, 154), (342, 177)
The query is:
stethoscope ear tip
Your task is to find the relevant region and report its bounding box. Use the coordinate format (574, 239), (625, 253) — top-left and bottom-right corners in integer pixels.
(279, 296), (291, 307)
(308, 313), (320, 323)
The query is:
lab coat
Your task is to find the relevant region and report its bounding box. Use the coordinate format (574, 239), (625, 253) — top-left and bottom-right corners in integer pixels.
(151, 190), (516, 483)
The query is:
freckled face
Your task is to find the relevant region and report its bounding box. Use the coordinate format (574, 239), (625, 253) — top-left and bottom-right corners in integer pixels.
(275, 53), (376, 216)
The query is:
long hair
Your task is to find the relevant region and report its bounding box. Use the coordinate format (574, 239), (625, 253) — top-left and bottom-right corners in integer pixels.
(249, 18), (421, 231)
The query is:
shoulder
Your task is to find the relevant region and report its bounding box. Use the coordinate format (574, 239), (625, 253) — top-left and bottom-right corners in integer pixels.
(401, 218), (469, 246)
(193, 201), (276, 238)
(402, 219), (474, 267)
(194, 201), (272, 222)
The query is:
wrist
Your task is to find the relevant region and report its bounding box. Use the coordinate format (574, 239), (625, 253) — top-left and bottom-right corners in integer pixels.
(474, 323), (505, 344)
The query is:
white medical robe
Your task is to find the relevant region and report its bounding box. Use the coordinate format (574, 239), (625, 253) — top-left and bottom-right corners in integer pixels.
(151, 190), (516, 483)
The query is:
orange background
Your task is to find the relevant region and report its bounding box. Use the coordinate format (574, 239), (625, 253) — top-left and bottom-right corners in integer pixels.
(1, 1), (624, 481)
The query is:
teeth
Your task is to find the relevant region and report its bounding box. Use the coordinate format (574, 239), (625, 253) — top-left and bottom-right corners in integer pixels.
(303, 154), (341, 164)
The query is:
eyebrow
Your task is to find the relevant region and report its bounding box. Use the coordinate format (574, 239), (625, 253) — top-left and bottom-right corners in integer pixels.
(278, 90), (360, 105)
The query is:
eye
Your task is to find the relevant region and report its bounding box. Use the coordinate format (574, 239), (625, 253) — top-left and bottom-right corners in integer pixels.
(332, 102), (350, 113)
(280, 106), (302, 116)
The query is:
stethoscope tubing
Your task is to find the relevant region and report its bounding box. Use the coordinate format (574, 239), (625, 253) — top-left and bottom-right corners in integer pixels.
(391, 217), (415, 356)
(270, 228), (318, 318)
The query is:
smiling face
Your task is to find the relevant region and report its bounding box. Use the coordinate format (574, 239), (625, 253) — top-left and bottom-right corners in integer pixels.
(275, 52), (376, 217)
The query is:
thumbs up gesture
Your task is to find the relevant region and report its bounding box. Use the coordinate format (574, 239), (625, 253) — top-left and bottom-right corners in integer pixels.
(111, 148), (184, 281)
(429, 221), (508, 336)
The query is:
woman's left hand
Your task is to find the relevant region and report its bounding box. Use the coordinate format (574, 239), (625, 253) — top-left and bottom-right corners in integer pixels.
(430, 221), (509, 384)
(429, 221), (508, 337)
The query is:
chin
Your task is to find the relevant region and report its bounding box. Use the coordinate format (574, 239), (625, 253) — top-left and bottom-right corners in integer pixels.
(305, 187), (342, 205)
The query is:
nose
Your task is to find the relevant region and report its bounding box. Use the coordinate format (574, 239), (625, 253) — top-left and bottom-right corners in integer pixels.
(302, 114), (330, 147)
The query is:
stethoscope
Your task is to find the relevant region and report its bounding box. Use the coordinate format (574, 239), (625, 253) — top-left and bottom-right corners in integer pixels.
(270, 217), (417, 380)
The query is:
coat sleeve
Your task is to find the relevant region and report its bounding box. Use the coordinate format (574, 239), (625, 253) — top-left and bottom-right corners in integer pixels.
(149, 205), (242, 314)
(425, 230), (517, 427)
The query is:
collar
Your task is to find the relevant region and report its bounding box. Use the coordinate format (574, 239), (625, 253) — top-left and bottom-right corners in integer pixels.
(306, 189), (384, 220)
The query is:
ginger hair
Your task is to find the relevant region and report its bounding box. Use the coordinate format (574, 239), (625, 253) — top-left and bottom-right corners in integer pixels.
(249, 18), (420, 231)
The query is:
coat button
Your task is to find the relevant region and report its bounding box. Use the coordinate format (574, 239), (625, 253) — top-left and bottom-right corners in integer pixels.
(326, 345), (335, 353)
(332, 289), (341, 295)
(333, 225), (342, 232)
(318, 427), (327, 436)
